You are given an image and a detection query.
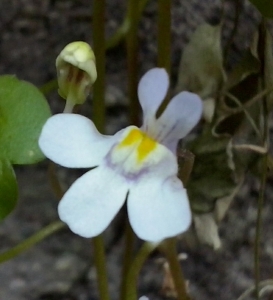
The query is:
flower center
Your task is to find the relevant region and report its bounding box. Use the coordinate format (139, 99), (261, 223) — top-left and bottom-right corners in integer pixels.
(118, 128), (157, 163)
(106, 126), (166, 179)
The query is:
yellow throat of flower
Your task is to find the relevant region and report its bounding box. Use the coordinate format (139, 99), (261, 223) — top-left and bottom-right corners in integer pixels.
(118, 128), (157, 163)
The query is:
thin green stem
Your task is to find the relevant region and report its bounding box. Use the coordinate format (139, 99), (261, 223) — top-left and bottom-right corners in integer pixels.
(254, 153), (268, 300)
(0, 221), (65, 264)
(125, 242), (157, 300)
(106, 0), (149, 50)
(127, 0), (141, 126)
(120, 219), (135, 300)
(177, 149), (195, 186)
(157, 0), (171, 73)
(223, 87), (273, 114)
(159, 238), (190, 300)
(254, 20), (269, 300)
(48, 162), (64, 200)
(156, 0), (171, 118)
(237, 280), (273, 300)
(39, 79), (58, 95)
(107, 18), (130, 50)
(92, 0), (106, 133)
(225, 92), (262, 139)
(63, 97), (75, 113)
(92, 235), (110, 300)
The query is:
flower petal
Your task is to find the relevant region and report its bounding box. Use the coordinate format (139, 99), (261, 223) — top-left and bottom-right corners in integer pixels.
(128, 175), (191, 242)
(39, 114), (121, 168)
(151, 92), (203, 151)
(138, 68), (169, 130)
(58, 164), (128, 238)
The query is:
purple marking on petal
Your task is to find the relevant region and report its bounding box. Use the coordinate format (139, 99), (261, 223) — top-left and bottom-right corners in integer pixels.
(102, 125), (179, 184)
(150, 121), (179, 150)
(104, 153), (152, 182)
(157, 122), (179, 143)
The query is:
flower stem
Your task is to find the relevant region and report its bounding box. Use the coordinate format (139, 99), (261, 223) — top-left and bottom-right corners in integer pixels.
(92, 235), (110, 300)
(254, 152), (268, 300)
(125, 242), (158, 300)
(106, 0), (149, 50)
(39, 79), (58, 95)
(159, 238), (191, 300)
(254, 20), (269, 300)
(48, 162), (65, 200)
(120, 219), (135, 300)
(63, 97), (75, 113)
(177, 149), (195, 186)
(157, 0), (171, 73)
(127, 0), (141, 126)
(92, 0), (106, 133)
(156, 0), (171, 118)
(0, 221), (65, 264)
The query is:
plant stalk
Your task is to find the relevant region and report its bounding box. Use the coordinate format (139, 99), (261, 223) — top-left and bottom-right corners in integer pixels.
(126, 0), (141, 126)
(120, 219), (135, 300)
(125, 242), (157, 300)
(254, 19), (269, 300)
(156, 0), (171, 118)
(92, 0), (106, 133)
(159, 238), (191, 300)
(92, 235), (111, 300)
(0, 221), (65, 264)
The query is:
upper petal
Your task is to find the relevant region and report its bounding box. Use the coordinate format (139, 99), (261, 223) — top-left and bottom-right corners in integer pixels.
(58, 164), (128, 238)
(39, 114), (120, 168)
(151, 91), (203, 151)
(127, 175), (191, 242)
(138, 68), (169, 130)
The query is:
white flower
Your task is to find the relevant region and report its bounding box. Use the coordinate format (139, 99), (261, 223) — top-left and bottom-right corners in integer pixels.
(39, 68), (202, 242)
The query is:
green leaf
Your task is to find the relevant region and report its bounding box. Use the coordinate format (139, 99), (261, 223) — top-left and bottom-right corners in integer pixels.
(213, 33), (261, 137)
(176, 23), (225, 98)
(0, 157), (18, 220)
(249, 0), (273, 18)
(0, 76), (51, 164)
(223, 49), (260, 92)
(187, 133), (237, 213)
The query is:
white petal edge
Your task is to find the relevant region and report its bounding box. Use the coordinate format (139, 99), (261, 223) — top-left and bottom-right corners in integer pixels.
(127, 176), (192, 242)
(39, 114), (121, 168)
(58, 164), (129, 238)
(138, 68), (169, 130)
(152, 91), (203, 150)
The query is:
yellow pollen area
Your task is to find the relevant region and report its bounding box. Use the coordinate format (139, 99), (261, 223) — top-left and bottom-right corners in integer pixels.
(119, 128), (143, 147)
(118, 128), (157, 163)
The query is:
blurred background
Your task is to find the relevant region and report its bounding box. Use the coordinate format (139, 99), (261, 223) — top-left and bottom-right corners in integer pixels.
(0, 1), (272, 300)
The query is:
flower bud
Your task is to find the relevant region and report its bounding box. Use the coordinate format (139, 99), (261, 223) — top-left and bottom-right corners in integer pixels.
(56, 41), (97, 110)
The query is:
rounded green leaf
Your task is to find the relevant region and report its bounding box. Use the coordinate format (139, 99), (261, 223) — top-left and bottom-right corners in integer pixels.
(0, 76), (51, 164)
(0, 157), (18, 220)
(249, 0), (273, 18)
(176, 23), (225, 98)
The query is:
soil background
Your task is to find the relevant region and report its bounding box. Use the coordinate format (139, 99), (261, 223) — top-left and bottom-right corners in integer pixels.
(1, 1), (273, 300)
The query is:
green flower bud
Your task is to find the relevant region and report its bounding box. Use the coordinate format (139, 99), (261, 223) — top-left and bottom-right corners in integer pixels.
(56, 41), (97, 111)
